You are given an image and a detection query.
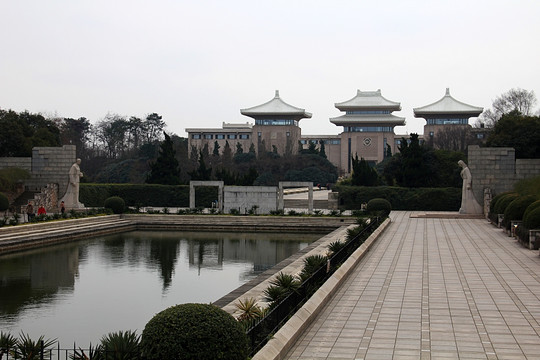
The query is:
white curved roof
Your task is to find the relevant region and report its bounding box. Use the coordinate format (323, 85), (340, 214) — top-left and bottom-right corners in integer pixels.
(414, 88), (483, 117)
(240, 90), (312, 119)
(335, 89), (401, 111)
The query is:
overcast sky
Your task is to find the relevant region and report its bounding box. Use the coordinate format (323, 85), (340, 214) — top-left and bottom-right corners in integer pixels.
(1, 0), (539, 137)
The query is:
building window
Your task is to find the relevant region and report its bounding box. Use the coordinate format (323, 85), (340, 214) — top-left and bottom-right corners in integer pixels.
(239, 134), (250, 139)
(255, 119), (298, 126)
(227, 134), (237, 139)
(426, 118), (468, 125)
(300, 140), (307, 144)
(429, 131), (434, 137)
(286, 131), (290, 137)
(345, 110), (390, 115)
(216, 134), (225, 140)
(191, 134), (201, 139)
(476, 133), (484, 139)
(344, 126), (393, 132)
(204, 134), (213, 139)
(257, 132), (262, 137)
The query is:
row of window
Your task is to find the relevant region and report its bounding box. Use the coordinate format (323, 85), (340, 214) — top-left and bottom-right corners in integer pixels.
(191, 134), (250, 140)
(255, 119), (299, 126)
(345, 110), (391, 115)
(344, 126), (394, 132)
(426, 118), (468, 125)
(300, 139), (341, 145)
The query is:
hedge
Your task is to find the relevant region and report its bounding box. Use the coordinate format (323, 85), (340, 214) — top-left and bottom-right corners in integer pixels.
(334, 185), (461, 211)
(80, 184), (218, 208)
(502, 195), (537, 230)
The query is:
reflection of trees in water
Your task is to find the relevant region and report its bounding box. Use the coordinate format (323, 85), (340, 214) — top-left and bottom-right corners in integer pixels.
(149, 237), (179, 290)
(0, 245), (78, 317)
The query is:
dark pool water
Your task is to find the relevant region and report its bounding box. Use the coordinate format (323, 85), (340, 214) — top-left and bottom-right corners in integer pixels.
(0, 230), (321, 346)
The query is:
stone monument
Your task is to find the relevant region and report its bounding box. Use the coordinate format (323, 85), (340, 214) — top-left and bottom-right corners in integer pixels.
(458, 160), (482, 214)
(59, 158), (85, 209)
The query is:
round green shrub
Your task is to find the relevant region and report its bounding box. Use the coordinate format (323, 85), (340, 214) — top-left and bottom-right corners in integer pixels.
(489, 192), (512, 215)
(523, 207), (540, 231)
(366, 198), (391, 217)
(523, 200), (540, 223)
(493, 193), (519, 216)
(141, 303), (248, 360)
(0, 193), (9, 212)
(104, 196), (125, 214)
(502, 195), (537, 229)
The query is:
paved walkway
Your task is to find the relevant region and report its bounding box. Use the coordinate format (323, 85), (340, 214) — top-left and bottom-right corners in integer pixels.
(285, 211), (540, 359)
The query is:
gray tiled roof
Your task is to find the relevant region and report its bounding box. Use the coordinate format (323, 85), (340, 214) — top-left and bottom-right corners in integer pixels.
(335, 89), (401, 111)
(414, 88), (483, 117)
(240, 90), (312, 119)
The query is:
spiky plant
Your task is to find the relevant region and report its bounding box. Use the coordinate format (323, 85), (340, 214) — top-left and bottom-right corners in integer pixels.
(70, 344), (102, 360)
(327, 240), (346, 256)
(299, 254), (327, 282)
(269, 272), (300, 293)
(0, 332), (17, 360)
(235, 297), (263, 322)
(262, 285), (287, 308)
(99, 330), (140, 360)
(12, 332), (56, 360)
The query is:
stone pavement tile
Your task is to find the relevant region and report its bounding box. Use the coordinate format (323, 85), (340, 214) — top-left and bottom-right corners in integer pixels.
(429, 350), (460, 359)
(363, 347), (394, 359)
(394, 338), (420, 350)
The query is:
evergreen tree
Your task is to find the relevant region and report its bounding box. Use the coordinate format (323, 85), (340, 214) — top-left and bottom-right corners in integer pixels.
(319, 140), (327, 158)
(249, 143), (256, 154)
(351, 154), (378, 186)
(222, 140), (233, 166)
(189, 150), (212, 180)
(146, 132), (181, 185)
(236, 142), (243, 154)
(212, 140), (220, 157)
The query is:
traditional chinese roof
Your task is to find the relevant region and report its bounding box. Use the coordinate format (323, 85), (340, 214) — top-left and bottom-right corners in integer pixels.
(240, 90), (312, 120)
(330, 114), (405, 126)
(334, 89), (401, 111)
(413, 88), (483, 118)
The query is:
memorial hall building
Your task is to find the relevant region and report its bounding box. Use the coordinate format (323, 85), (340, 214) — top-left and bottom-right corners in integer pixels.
(186, 89), (484, 175)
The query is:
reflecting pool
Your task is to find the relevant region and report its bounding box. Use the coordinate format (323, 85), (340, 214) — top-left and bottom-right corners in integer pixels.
(0, 230), (322, 346)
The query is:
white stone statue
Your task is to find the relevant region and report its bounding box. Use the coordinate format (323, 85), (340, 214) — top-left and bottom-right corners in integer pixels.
(60, 158), (85, 209)
(458, 160), (482, 214)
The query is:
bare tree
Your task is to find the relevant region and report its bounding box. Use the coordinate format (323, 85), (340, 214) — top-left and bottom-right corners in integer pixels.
(477, 88), (537, 128)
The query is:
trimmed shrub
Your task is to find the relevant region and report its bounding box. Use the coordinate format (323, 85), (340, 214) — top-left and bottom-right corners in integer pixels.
(0, 193), (8, 212)
(503, 195), (537, 230)
(104, 196), (125, 214)
(141, 303), (248, 360)
(366, 198), (391, 217)
(80, 184), (217, 208)
(523, 200), (540, 223)
(493, 193), (519, 216)
(489, 192), (514, 223)
(523, 207), (540, 231)
(334, 185), (461, 211)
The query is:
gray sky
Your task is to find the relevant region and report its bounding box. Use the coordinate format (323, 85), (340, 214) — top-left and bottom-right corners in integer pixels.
(1, 0), (539, 137)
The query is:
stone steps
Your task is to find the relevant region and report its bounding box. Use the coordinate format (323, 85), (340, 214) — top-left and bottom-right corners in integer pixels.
(0, 215), (134, 254)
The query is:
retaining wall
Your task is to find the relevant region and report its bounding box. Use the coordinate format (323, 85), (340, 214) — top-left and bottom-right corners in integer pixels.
(468, 145), (540, 211)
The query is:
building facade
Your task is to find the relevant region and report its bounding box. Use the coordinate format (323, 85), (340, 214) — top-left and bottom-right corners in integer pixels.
(415, 88), (485, 149)
(186, 89), (484, 175)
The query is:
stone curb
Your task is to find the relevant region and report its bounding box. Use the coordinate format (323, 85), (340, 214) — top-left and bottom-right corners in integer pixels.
(252, 218), (392, 360)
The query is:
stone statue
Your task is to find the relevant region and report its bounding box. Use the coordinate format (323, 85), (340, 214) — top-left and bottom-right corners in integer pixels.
(458, 160), (482, 214)
(60, 158), (85, 209)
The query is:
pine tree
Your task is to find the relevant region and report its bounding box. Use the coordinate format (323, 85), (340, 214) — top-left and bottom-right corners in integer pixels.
(146, 132), (181, 185)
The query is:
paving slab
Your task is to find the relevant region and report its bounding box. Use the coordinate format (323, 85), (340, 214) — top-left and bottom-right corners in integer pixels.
(284, 211), (540, 359)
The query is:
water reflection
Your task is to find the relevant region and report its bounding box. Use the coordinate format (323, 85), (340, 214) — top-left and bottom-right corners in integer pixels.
(0, 230), (321, 346)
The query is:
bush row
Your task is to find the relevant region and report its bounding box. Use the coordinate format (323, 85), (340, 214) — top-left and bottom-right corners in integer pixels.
(334, 185), (461, 211)
(80, 184), (218, 208)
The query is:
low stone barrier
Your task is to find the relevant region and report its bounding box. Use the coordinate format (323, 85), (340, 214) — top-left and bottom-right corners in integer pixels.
(251, 218), (391, 360)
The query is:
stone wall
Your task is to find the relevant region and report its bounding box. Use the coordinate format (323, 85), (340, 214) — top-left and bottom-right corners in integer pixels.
(223, 186), (278, 214)
(0, 145), (77, 210)
(0, 157), (32, 171)
(468, 145), (540, 213)
(26, 145), (77, 197)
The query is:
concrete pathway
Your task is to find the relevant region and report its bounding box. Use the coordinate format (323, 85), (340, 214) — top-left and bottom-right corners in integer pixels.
(285, 211), (540, 359)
